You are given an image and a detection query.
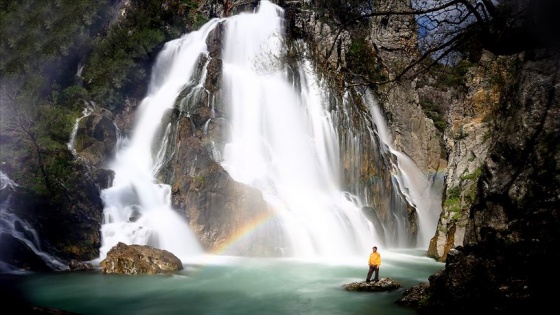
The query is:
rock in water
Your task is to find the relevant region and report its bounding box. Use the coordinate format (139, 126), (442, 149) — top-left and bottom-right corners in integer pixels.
(342, 278), (402, 292)
(69, 259), (95, 271)
(100, 242), (183, 275)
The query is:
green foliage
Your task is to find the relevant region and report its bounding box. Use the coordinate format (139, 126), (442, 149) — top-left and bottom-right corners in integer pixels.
(192, 13), (209, 30)
(0, 83), (78, 197)
(193, 175), (206, 186)
(436, 60), (474, 88)
(83, 0), (195, 110)
(57, 85), (91, 110)
(443, 196), (461, 213)
(38, 103), (78, 144)
(447, 186), (461, 200)
(0, 0), (113, 91)
(0, 0), (205, 204)
(444, 186), (462, 213)
(346, 36), (386, 83)
(419, 98), (447, 132)
(1, 0), (105, 198)
(460, 168), (482, 181)
(313, 0), (373, 25)
(443, 168), (483, 221)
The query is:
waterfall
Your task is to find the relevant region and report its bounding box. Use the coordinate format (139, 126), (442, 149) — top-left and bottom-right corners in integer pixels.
(365, 90), (443, 247)
(67, 102), (94, 156)
(96, 19), (225, 261)
(220, 2), (375, 258)
(98, 0), (440, 261)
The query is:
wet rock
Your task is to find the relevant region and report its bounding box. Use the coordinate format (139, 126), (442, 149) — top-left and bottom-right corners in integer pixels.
(342, 277), (402, 292)
(68, 259), (95, 271)
(395, 282), (430, 307)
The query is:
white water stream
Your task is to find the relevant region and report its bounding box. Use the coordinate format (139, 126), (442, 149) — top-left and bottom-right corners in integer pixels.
(0, 171), (68, 272)
(96, 20), (226, 261)
(365, 90), (442, 246)
(219, 2), (374, 258)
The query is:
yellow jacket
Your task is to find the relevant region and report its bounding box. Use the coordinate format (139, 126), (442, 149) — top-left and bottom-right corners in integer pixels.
(368, 252), (381, 266)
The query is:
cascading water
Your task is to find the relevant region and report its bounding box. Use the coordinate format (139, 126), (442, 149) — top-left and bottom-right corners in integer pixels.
(95, 20), (226, 261)
(0, 171), (68, 272)
(98, 0), (441, 261)
(67, 102), (94, 156)
(0, 2), (448, 312)
(364, 90), (443, 246)
(219, 2), (376, 258)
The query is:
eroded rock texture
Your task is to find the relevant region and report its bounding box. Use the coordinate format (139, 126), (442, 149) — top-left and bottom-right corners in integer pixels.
(399, 49), (560, 315)
(100, 242), (183, 275)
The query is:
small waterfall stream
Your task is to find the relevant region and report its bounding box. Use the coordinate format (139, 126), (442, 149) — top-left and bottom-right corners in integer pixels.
(365, 90), (442, 246)
(0, 171), (68, 272)
(67, 102), (94, 156)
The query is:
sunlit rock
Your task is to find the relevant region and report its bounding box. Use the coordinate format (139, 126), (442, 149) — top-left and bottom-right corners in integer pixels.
(100, 242), (183, 275)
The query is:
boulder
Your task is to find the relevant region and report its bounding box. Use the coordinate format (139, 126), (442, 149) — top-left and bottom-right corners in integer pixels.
(342, 277), (402, 292)
(395, 281), (430, 307)
(68, 260), (95, 271)
(100, 242), (183, 275)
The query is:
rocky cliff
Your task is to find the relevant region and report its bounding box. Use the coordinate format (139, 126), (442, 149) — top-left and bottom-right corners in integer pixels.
(399, 48), (560, 314)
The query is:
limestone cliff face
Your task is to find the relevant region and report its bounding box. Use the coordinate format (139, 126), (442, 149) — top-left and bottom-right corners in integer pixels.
(368, 0), (445, 178)
(1, 3), (555, 315)
(401, 49), (560, 315)
(286, 0), (439, 246)
(428, 52), (510, 261)
(72, 1), (559, 312)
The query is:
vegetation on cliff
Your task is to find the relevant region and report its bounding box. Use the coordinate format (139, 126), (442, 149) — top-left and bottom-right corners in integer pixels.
(0, 0), (201, 261)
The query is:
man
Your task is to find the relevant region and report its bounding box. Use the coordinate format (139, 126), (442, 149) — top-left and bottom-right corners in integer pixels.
(366, 246), (381, 282)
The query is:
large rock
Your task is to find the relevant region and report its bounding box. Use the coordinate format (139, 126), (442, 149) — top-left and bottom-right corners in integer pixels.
(100, 242), (183, 275)
(342, 278), (402, 292)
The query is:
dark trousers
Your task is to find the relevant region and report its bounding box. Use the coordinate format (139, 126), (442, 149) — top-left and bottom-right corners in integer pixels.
(366, 265), (379, 281)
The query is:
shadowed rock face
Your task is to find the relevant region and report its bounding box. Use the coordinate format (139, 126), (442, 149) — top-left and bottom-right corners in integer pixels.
(0, 233), (52, 272)
(100, 242), (183, 275)
(74, 109), (117, 168)
(398, 49), (560, 315)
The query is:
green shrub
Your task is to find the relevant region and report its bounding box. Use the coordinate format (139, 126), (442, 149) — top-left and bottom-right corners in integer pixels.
(419, 98), (447, 132)
(346, 36), (387, 84)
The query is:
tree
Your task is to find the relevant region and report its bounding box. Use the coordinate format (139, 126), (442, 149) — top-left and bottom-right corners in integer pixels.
(0, 76), (80, 196)
(311, 0), (560, 83)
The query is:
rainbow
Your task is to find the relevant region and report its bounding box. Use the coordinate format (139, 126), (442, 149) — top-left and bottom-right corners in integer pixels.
(210, 210), (280, 256)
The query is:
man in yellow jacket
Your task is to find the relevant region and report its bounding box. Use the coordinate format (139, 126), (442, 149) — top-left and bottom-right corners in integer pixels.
(366, 246), (381, 282)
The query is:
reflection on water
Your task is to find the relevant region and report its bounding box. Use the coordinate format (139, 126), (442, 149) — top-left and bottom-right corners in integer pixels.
(14, 249), (443, 315)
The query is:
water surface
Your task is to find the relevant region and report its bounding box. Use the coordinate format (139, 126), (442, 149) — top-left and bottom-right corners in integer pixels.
(19, 249), (443, 315)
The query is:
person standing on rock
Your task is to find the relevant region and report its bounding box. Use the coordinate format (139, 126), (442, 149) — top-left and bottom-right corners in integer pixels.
(365, 246), (381, 282)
